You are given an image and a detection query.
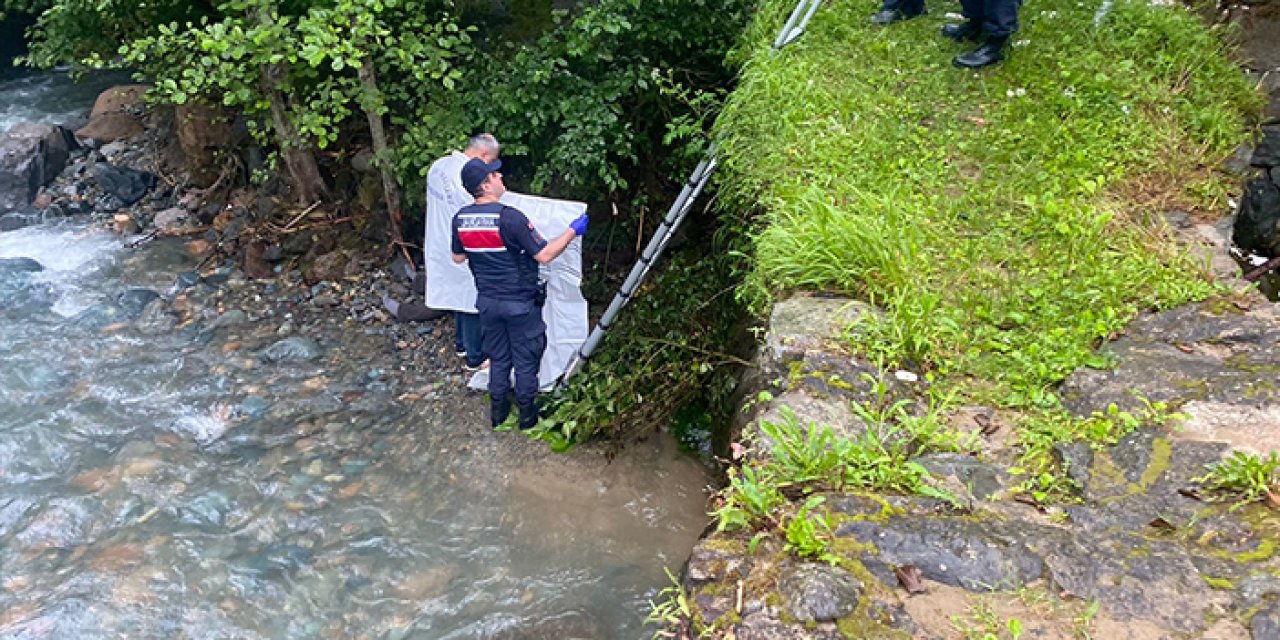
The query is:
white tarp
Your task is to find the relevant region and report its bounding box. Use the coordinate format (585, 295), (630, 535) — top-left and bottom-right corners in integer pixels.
(423, 151), (477, 312)
(422, 152), (588, 391)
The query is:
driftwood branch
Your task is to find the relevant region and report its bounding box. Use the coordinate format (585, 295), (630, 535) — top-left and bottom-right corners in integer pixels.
(1244, 255), (1280, 282)
(279, 200), (324, 232)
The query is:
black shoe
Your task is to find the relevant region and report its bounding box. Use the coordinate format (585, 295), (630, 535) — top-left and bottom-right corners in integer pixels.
(941, 22), (982, 42)
(952, 37), (1007, 69)
(870, 9), (919, 25)
(516, 401), (540, 430)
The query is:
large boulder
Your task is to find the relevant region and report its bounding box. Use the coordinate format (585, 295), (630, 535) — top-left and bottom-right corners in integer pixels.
(74, 85), (150, 146)
(0, 123), (72, 213)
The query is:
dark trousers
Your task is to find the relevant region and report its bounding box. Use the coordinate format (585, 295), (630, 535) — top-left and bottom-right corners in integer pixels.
(960, 0), (1021, 38)
(454, 311), (483, 366)
(478, 298), (546, 429)
(880, 0), (923, 17)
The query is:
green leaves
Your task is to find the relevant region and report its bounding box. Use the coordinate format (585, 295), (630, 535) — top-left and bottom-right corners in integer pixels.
(1194, 451), (1280, 511)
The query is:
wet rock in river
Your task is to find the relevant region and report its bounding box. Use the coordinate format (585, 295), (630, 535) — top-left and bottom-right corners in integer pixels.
(71, 303), (130, 330)
(0, 256), (43, 275)
(117, 287), (161, 317)
(0, 123), (72, 213)
(2, 363), (68, 392)
(93, 162), (155, 205)
(261, 337), (323, 363)
(778, 563), (861, 622)
(15, 496), (99, 550)
(0, 496), (38, 537)
(0, 208), (41, 231)
(237, 395), (271, 418)
(209, 309), (249, 330)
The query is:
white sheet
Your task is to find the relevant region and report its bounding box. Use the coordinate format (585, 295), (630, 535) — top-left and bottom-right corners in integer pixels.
(423, 151), (477, 312)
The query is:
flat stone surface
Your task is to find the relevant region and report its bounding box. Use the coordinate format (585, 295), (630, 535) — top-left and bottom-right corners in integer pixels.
(1175, 401), (1280, 456)
(778, 563), (861, 622)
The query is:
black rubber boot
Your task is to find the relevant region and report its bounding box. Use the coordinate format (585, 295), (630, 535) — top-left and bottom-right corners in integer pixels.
(941, 21), (982, 42)
(491, 393), (511, 429)
(953, 36), (1008, 69)
(870, 9), (919, 25)
(516, 400), (540, 430)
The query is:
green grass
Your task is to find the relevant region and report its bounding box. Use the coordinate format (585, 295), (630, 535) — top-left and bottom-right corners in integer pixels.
(715, 0), (1261, 487)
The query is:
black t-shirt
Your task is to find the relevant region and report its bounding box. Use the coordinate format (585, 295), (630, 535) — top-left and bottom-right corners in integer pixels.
(451, 202), (548, 302)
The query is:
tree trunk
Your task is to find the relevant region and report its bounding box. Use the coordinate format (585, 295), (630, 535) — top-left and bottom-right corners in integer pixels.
(260, 66), (328, 206)
(356, 56), (405, 248)
(250, 5), (327, 207)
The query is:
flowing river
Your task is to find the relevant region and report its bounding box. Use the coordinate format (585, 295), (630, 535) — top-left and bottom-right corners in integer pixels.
(0, 73), (713, 639)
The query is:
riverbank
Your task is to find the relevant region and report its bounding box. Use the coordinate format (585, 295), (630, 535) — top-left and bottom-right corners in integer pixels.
(667, 0), (1280, 637)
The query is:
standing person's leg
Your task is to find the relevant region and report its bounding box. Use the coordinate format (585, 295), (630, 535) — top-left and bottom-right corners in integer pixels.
(459, 312), (484, 368)
(479, 307), (514, 428)
(509, 306), (547, 430)
(871, 0), (924, 24)
(453, 312), (467, 357)
(953, 0), (1016, 69)
(943, 0), (985, 41)
(983, 0), (1020, 40)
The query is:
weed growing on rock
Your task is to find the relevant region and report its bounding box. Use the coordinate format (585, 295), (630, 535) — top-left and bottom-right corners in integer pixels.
(713, 404), (959, 539)
(1193, 451), (1280, 510)
(783, 496), (838, 564)
(646, 567), (701, 639)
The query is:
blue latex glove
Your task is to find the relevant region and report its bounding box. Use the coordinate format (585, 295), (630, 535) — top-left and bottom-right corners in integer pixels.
(569, 213), (589, 237)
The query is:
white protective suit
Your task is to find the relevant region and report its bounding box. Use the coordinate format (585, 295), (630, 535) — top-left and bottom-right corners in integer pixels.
(423, 152), (589, 391)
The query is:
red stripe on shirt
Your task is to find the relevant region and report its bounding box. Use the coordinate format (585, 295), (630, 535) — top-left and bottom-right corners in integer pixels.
(458, 229), (504, 250)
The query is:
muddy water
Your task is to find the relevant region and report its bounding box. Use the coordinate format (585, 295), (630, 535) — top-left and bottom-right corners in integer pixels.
(0, 222), (713, 638)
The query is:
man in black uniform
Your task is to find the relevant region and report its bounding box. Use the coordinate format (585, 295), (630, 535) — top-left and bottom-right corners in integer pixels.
(870, 0), (1021, 70)
(451, 158), (589, 430)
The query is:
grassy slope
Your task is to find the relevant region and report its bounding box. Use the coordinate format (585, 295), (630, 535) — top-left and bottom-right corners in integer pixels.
(717, 0), (1261, 486)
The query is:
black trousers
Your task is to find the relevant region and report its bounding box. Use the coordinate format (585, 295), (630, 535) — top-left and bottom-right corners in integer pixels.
(960, 0), (1021, 38)
(878, 0), (1021, 38)
(478, 297), (546, 429)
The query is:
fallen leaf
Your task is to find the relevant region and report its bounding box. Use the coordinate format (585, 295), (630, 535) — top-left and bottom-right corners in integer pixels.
(1266, 490), (1279, 510)
(1177, 487), (1204, 501)
(1175, 343), (1194, 353)
(1148, 517), (1177, 531)
(895, 565), (927, 594)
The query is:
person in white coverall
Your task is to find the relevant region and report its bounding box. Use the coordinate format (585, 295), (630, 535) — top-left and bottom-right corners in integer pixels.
(424, 134), (500, 370)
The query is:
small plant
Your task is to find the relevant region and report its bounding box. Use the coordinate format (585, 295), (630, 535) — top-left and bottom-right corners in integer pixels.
(646, 567), (697, 639)
(1193, 451), (1280, 510)
(759, 408), (842, 485)
(783, 496), (838, 564)
(712, 464), (785, 531)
